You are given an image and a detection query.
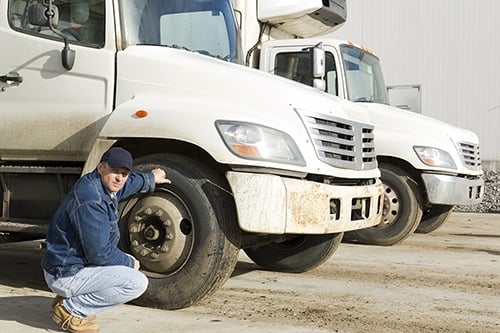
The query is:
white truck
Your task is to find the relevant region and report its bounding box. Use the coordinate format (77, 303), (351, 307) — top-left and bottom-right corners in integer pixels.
(0, 0), (384, 309)
(233, 0), (484, 245)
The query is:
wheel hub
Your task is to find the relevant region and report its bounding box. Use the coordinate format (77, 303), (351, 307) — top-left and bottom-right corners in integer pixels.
(378, 183), (400, 228)
(143, 225), (160, 241)
(126, 193), (193, 274)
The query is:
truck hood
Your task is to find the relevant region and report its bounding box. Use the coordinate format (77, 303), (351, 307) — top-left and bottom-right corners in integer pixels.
(361, 103), (479, 142)
(106, 46), (379, 179)
(115, 45), (372, 124)
(356, 102), (482, 174)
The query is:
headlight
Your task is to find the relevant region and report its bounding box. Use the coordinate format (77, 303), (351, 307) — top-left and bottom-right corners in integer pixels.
(216, 121), (305, 166)
(413, 146), (456, 169)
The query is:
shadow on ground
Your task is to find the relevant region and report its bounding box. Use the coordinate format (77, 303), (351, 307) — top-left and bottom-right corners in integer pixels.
(0, 240), (48, 291)
(0, 295), (59, 330)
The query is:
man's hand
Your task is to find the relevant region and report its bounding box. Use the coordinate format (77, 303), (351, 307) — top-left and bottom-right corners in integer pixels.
(152, 168), (171, 184)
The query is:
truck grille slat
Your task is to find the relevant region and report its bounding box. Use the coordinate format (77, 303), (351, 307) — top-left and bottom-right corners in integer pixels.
(301, 112), (377, 170)
(457, 142), (481, 170)
(311, 136), (355, 147)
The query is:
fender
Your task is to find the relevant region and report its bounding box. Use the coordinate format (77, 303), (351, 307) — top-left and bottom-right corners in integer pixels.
(360, 103), (483, 176)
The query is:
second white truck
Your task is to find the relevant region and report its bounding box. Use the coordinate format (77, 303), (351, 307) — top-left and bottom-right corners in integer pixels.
(233, 0), (484, 245)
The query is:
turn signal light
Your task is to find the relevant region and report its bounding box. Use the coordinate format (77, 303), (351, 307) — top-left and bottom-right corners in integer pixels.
(135, 110), (149, 118)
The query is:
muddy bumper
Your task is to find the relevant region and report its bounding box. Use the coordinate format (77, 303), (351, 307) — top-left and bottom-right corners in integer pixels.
(226, 171), (384, 234)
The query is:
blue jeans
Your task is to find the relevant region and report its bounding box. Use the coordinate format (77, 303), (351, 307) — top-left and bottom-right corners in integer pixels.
(44, 266), (148, 318)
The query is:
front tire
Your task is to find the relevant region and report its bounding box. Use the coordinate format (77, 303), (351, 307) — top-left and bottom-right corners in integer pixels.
(416, 205), (454, 233)
(119, 154), (240, 309)
(344, 164), (423, 246)
(244, 233), (343, 273)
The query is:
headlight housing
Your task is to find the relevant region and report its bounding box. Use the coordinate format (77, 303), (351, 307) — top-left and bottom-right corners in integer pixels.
(413, 146), (456, 169)
(216, 121), (306, 166)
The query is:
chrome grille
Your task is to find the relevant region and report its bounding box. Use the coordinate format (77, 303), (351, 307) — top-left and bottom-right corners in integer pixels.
(301, 111), (377, 170)
(457, 141), (481, 170)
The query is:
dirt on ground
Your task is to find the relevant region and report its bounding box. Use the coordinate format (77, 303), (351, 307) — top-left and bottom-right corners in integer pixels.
(191, 212), (500, 333)
(0, 212), (499, 333)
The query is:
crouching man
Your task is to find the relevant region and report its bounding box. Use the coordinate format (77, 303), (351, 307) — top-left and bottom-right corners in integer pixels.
(41, 147), (171, 333)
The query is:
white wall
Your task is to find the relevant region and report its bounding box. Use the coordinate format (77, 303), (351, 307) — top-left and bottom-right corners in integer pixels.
(330, 0), (500, 167)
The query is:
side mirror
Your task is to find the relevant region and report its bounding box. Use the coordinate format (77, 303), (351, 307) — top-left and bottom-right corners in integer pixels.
(310, 45), (326, 91)
(28, 3), (59, 27)
(27, 2), (74, 71)
(311, 46), (325, 78)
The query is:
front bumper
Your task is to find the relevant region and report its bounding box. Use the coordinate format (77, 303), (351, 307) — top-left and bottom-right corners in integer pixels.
(226, 171), (384, 234)
(421, 173), (484, 205)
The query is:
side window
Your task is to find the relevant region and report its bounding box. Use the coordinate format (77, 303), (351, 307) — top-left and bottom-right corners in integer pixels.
(274, 51), (314, 86)
(274, 50), (340, 96)
(8, 0), (105, 48)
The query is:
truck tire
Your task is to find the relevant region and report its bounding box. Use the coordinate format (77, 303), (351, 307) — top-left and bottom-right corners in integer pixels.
(343, 164), (423, 246)
(243, 233), (343, 273)
(119, 154), (241, 310)
(416, 205), (454, 234)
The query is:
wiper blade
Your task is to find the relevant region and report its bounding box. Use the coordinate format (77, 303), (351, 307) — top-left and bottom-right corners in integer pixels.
(354, 96), (376, 103)
(354, 97), (371, 103)
(170, 44), (193, 52)
(137, 44), (230, 61)
(194, 49), (231, 62)
(136, 43), (193, 52)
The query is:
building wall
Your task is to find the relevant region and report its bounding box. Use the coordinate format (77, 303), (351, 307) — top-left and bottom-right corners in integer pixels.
(330, 0), (500, 168)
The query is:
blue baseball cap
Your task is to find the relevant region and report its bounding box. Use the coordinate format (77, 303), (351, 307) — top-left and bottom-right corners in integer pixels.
(100, 147), (133, 171)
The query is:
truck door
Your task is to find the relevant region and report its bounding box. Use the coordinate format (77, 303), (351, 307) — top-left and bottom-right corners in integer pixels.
(0, 0), (114, 162)
(265, 43), (345, 98)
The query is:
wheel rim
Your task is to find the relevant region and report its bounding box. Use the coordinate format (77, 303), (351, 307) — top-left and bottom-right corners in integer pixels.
(378, 183), (400, 228)
(126, 191), (194, 276)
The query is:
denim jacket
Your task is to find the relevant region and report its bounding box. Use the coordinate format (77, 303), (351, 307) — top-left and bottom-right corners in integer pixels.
(41, 169), (155, 279)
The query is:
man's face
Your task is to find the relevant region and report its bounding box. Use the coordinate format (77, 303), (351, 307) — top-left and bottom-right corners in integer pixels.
(97, 162), (130, 193)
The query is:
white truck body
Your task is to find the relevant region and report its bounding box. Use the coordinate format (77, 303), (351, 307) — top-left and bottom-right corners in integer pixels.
(233, 0), (484, 245)
(0, 0), (383, 309)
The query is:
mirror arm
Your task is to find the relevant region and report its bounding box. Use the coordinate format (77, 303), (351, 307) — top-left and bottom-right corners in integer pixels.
(46, 0), (75, 70)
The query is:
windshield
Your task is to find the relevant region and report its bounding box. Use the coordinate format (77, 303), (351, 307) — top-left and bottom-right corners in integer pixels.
(119, 0), (242, 63)
(340, 44), (389, 104)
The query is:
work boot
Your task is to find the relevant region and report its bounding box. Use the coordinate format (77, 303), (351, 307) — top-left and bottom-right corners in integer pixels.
(52, 295), (64, 309)
(52, 302), (100, 333)
(52, 295), (96, 321)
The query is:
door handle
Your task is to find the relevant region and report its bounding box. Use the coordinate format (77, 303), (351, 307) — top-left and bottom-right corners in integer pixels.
(0, 72), (23, 91)
(0, 73), (23, 83)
